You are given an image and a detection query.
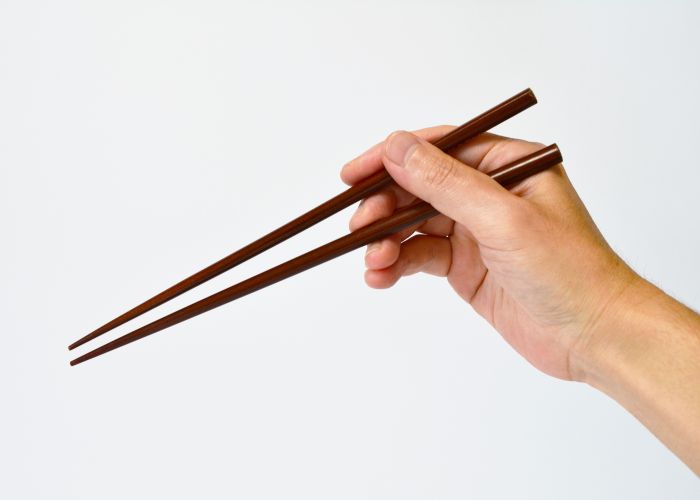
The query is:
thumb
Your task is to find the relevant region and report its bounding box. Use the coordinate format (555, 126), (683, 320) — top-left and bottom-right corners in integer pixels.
(382, 131), (522, 238)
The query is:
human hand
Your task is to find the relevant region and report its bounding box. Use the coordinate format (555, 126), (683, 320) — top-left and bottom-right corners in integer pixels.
(341, 128), (638, 381)
(341, 127), (700, 474)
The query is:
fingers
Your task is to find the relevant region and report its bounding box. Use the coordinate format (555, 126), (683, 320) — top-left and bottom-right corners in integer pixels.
(351, 194), (454, 272)
(349, 189), (396, 232)
(364, 222), (425, 271)
(340, 125), (455, 186)
(417, 214), (454, 237)
(344, 127), (547, 290)
(341, 124), (542, 188)
(445, 132), (543, 174)
(364, 235), (452, 289)
(364, 233), (402, 270)
(348, 186), (406, 271)
(382, 131), (527, 243)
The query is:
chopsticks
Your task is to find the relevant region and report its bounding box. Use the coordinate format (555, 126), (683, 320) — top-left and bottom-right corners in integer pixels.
(68, 89), (538, 352)
(69, 143), (562, 366)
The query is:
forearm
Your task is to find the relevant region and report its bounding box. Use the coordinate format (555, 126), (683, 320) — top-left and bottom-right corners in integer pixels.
(573, 275), (700, 475)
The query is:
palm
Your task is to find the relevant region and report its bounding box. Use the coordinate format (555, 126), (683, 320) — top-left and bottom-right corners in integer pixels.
(446, 221), (575, 379)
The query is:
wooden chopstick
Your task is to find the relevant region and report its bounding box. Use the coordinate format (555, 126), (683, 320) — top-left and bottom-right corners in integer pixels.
(69, 143), (562, 366)
(68, 89), (537, 351)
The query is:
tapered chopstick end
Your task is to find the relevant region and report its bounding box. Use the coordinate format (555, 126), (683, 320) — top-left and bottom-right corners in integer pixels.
(70, 355), (88, 366)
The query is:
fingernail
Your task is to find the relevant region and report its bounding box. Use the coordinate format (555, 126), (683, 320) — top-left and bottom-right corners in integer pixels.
(349, 202), (366, 230)
(385, 131), (419, 168)
(366, 241), (381, 257)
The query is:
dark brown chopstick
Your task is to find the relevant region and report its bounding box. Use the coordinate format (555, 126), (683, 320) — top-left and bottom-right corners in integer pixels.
(68, 89), (537, 351)
(70, 143), (562, 366)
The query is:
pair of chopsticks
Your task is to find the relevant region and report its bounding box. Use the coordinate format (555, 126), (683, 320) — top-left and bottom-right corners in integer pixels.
(69, 88), (562, 366)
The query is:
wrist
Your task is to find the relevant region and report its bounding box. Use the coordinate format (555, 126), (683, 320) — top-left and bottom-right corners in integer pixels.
(566, 257), (644, 385)
(571, 273), (698, 390)
(568, 271), (700, 474)
(568, 269), (648, 387)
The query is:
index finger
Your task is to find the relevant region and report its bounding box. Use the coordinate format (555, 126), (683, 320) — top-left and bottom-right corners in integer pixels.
(340, 126), (540, 186)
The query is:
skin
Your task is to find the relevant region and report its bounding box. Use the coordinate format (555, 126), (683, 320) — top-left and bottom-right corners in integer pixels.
(340, 127), (700, 475)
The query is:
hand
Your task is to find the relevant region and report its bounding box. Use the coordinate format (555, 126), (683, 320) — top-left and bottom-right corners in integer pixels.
(341, 128), (637, 381)
(341, 128), (700, 474)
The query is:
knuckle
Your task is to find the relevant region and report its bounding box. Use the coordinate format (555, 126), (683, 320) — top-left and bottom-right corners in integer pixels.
(421, 153), (459, 191)
(481, 139), (546, 169)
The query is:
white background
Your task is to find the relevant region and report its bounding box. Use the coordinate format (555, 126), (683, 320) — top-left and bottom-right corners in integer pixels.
(1, 1), (699, 498)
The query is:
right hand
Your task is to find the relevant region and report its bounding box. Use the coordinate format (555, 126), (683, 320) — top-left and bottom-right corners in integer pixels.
(340, 128), (638, 381)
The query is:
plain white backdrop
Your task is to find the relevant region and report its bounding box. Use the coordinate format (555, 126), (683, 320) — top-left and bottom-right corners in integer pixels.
(1, 1), (699, 498)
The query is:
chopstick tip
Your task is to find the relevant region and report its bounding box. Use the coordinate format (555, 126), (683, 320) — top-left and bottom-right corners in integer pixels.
(69, 328), (108, 350)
